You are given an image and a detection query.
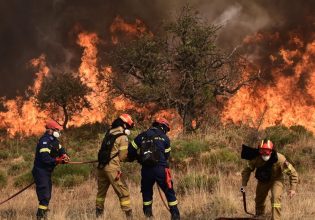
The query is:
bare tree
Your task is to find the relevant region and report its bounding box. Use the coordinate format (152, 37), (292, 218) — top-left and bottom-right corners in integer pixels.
(36, 72), (91, 129)
(110, 6), (258, 132)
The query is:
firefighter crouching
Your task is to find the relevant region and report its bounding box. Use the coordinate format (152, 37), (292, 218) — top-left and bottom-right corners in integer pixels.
(128, 117), (180, 220)
(32, 120), (70, 220)
(241, 139), (298, 220)
(95, 114), (134, 219)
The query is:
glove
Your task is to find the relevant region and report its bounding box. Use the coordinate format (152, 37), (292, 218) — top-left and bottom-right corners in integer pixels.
(55, 156), (65, 164)
(62, 154), (70, 163)
(55, 154), (70, 164)
(240, 186), (246, 193)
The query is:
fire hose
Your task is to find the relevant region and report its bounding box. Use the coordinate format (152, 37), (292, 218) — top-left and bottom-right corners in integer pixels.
(0, 159), (98, 206)
(157, 185), (170, 212)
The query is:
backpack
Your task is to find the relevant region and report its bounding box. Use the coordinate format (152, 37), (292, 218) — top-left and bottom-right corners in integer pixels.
(139, 133), (160, 166)
(97, 131), (124, 168)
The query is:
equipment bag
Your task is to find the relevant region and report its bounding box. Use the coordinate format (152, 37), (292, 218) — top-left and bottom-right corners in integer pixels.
(139, 133), (160, 166)
(98, 131), (124, 168)
(241, 144), (259, 160)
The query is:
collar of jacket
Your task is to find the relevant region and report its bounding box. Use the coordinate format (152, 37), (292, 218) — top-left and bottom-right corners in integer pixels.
(110, 126), (124, 134)
(44, 132), (55, 141)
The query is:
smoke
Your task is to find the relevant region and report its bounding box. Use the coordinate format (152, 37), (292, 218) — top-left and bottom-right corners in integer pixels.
(1, 0), (315, 98)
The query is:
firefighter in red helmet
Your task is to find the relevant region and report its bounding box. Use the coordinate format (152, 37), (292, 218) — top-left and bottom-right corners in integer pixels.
(241, 139), (298, 220)
(128, 117), (180, 220)
(32, 120), (70, 219)
(95, 114), (134, 219)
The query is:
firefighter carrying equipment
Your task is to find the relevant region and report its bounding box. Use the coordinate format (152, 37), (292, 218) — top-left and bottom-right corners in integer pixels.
(97, 131), (125, 169)
(96, 126), (132, 214)
(241, 151), (298, 220)
(128, 125), (180, 219)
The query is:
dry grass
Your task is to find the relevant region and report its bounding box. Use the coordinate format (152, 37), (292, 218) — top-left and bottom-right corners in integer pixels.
(0, 168), (314, 220)
(1, 124), (314, 219)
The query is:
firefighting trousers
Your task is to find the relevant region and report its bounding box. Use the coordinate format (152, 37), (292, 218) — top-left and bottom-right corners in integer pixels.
(96, 168), (131, 212)
(255, 180), (283, 220)
(141, 166), (180, 216)
(32, 166), (52, 209)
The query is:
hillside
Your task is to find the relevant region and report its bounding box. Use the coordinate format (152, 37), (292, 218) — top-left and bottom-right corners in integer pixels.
(0, 123), (314, 219)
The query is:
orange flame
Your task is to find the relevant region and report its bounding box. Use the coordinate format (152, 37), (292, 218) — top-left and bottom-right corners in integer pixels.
(223, 33), (315, 133)
(0, 55), (49, 136)
(110, 16), (152, 44)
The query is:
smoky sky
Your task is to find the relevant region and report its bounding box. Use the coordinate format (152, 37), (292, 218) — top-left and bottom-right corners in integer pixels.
(1, 0), (315, 98)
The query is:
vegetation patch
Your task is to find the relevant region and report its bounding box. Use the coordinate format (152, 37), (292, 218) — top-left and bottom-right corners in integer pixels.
(0, 169), (7, 188)
(52, 164), (92, 187)
(177, 172), (219, 194)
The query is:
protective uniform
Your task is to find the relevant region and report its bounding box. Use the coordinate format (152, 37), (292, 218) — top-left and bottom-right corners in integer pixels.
(96, 126), (132, 217)
(128, 126), (180, 220)
(242, 152), (298, 220)
(32, 132), (68, 219)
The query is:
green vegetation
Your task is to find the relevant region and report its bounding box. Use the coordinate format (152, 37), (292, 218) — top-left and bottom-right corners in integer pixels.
(0, 169), (7, 187)
(177, 172), (219, 194)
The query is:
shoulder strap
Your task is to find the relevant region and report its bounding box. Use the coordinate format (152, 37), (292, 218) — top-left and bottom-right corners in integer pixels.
(107, 132), (125, 161)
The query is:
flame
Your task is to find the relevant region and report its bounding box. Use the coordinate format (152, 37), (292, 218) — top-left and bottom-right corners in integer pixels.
(222, 32), (315, 133)
(0, 55), (49, 136)
(70, 32), (106, 126)
(110, 16), (152, 44)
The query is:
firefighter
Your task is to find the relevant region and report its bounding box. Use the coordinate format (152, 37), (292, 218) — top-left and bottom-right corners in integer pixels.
(241, 139), (298, 220)
(95, 114), (134, 219)
(32, 120), (70, 220)
(128, 117), (180, 220)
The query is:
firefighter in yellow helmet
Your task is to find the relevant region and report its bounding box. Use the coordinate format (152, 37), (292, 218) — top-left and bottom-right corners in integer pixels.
(241, 140), (298, 220)
(95, 114), (134, 219)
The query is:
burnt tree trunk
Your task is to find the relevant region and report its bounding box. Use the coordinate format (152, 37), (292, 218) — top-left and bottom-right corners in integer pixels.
(62, 105), (69, 130)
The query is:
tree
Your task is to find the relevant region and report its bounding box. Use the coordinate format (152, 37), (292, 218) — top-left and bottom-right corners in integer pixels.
(110, 6), (258, 132)
(36, 72), (91, 129)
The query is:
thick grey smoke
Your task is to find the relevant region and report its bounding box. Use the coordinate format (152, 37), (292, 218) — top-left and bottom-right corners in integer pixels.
(0, 0), (314, 98)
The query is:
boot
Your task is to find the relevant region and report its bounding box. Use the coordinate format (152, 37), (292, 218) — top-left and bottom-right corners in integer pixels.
(170, 206), (180, 220)
(95, 207), (104, 218)
(36, 208), (48, 220)
(125, 209), (133, 220)
(171, 213), (180, 220)
(143, 205), (153, 218)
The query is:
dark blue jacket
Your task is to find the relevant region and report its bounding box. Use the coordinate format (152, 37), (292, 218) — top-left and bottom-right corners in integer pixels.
(33, 133), (66, 171)
(128, 127), (171, 167)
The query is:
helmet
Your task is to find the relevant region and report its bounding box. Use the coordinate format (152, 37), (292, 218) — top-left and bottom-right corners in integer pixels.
(119, 114), (134, 128)
(154, 117), (170, 132)
(45, 120), (63, 131)
(259, 139), (273, 155)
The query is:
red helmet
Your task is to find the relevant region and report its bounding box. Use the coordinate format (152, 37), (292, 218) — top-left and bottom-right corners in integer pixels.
(45, 120), (63, 131)
(154, 117), (170, 131)
(259, 139), (273, 155)
(119, 114), (134, 128)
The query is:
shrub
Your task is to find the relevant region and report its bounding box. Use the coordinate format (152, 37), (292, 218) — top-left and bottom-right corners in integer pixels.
(203, 148), (240, 166)
(14, 172), (33, 187)
(52, 164), (92, 187)
(0, 170), (7, 187)
(8, 162), (32, 176)
(0, 150), (9, 160)
(177, 172), (219, 194)
(264, 125), (296, 148)
(172, 139), (210, 162)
